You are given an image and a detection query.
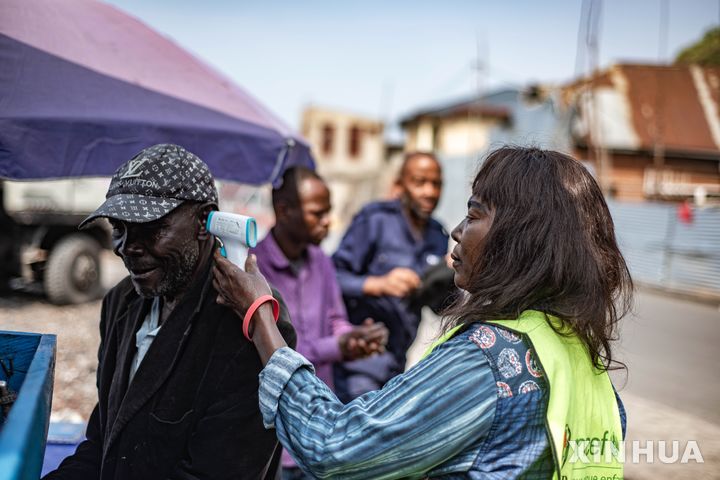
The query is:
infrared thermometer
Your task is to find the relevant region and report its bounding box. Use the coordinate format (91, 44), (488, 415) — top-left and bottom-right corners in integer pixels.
(206, 211), (258, 269)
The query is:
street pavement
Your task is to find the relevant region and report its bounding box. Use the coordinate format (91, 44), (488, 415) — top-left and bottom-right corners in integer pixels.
(613, 289), (720, 479)
(615, 289), (720, 424)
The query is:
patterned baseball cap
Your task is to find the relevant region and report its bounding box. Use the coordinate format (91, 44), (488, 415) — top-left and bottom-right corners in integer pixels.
(79, 144), (218, 228)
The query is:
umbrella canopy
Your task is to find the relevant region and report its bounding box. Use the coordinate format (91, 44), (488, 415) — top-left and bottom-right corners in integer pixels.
(0, 0), (313, 183)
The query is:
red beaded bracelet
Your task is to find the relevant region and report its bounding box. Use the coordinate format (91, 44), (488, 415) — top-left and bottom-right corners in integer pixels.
(242, 294), (280, 341)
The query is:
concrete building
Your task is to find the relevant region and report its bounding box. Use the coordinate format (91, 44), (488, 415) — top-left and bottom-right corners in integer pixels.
(300, 106), (386, 239)
(562, 63), (720, 202)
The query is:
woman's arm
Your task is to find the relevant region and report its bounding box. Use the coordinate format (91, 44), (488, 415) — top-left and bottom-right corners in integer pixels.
(212, 250), (497, 479)
(260, 337), (497, 479)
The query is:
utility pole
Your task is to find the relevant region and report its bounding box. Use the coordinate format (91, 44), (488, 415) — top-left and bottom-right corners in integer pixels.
(653, 0), (669, 176)
(584, 0), (612, 194)
(468, 32), (487, 158)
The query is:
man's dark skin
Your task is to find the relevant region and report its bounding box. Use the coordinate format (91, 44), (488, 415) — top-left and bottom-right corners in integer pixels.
(271, 175), (387, 359)
(108, 201), (214, 322)
(363, 153), (443, 299)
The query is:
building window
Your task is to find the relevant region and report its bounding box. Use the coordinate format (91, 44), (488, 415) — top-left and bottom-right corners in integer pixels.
(321, 124), (334, 156)
(349, 126), (362, 158)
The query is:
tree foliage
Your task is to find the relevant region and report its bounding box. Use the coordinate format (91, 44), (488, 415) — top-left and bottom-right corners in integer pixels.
(675, 27), (720, 66)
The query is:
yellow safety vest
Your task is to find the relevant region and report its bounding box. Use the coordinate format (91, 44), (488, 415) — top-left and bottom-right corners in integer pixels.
(423, 310), (624, 480)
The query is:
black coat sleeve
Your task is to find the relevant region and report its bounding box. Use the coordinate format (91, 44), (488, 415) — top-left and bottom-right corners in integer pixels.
(42, 406), (103, 480)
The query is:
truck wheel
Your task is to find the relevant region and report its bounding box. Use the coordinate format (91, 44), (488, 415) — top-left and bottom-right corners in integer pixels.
(45, 234), (104, 304)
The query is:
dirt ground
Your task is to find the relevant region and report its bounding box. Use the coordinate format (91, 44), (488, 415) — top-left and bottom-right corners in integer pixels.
(0, 251), (126, 422)
(1, 293), (102, 422)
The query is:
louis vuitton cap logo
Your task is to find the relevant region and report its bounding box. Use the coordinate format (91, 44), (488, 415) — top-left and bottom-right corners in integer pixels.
(120, 158), (148, 179)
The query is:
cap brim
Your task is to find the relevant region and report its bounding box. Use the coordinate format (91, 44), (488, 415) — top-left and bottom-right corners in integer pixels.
(79, 194), (183, 229)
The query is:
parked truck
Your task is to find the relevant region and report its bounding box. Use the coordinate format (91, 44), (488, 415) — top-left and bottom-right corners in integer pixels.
(0, 179), (112, 304)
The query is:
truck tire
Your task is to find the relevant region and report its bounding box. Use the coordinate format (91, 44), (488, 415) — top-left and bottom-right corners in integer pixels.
(45, 234), (104, 304)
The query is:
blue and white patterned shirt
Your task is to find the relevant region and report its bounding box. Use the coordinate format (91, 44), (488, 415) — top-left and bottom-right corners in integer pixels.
(259, 321), (555, 479)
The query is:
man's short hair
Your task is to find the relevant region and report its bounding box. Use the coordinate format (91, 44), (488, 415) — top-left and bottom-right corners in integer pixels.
(272, 166), (323, 210)
(398, 151), (440, 178)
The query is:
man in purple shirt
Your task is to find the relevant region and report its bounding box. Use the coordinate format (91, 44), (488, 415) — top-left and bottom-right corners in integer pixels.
(251, 166), (388, 480)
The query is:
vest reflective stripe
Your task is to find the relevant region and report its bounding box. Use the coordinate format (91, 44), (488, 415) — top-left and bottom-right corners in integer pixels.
(423, 311), (623, 480)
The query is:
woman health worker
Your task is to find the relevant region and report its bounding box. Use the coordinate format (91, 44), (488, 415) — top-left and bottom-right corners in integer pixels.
(213, 146), (631, 479)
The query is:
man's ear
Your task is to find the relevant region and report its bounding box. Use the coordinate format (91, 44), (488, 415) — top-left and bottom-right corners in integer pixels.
(389, 175), (404, 199)
(197, 202), (216, 240)
(274, 200), (291, 223)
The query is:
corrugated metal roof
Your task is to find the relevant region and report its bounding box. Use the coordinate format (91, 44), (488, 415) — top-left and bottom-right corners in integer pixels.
(565, 64), (720, 157)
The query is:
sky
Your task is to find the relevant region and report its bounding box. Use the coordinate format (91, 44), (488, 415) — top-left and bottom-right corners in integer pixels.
(105, 0), (719, 133)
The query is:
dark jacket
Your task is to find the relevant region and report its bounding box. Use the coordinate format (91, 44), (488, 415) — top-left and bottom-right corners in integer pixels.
(332, 199), (449, 362)
(44, 259), (295, 480)
(332, 200), (448, 401)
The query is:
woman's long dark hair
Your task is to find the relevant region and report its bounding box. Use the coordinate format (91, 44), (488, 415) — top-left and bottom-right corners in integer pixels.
(443, 146), (633, 371)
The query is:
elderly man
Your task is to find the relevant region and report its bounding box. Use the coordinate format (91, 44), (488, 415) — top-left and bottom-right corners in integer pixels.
(251, 166), (388, 479)
(44, 144), (294, 480)
(332, 151), (449, 401)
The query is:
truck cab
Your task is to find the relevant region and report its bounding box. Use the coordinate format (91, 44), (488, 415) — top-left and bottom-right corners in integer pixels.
(1, 179), (112, 304)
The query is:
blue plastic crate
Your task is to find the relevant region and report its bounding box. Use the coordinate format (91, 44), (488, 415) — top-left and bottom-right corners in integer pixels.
(0, 331), (56, 480)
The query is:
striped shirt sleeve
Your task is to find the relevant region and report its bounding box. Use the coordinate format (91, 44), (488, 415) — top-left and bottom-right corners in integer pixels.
(258, 332), (497, 479)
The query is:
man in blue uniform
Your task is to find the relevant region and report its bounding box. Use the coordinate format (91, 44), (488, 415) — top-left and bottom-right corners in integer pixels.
(332, 152), (449, 401)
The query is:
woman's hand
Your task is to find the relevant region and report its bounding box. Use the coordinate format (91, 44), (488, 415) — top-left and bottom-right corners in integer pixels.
(212, 250), (271, 317)
(213, 250), (288, 363)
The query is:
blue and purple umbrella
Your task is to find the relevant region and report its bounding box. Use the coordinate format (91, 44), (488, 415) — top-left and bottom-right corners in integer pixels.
(0, 0), (313, 183)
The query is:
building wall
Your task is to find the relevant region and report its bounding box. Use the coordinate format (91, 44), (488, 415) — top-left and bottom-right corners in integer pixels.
(576, 148), (720, 201)
(413, 120), (435, 152)
(563, 64), (720, 203)
(438, 118), (493, 156)
(301, 107), (384, 174)
(403, 117), (495, 157)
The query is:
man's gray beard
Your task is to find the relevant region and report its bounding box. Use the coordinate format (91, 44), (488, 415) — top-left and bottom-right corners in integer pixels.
(134, 238), (200, 298)
(158, 237), (200, 297)
(401, 194), (430, 221)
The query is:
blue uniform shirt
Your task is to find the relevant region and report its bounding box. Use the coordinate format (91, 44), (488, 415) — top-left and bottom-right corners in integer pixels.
(332, 199), (449, 398)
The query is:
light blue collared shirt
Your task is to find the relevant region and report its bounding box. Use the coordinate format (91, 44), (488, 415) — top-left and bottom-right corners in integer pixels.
(129, 297), (161, 383)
